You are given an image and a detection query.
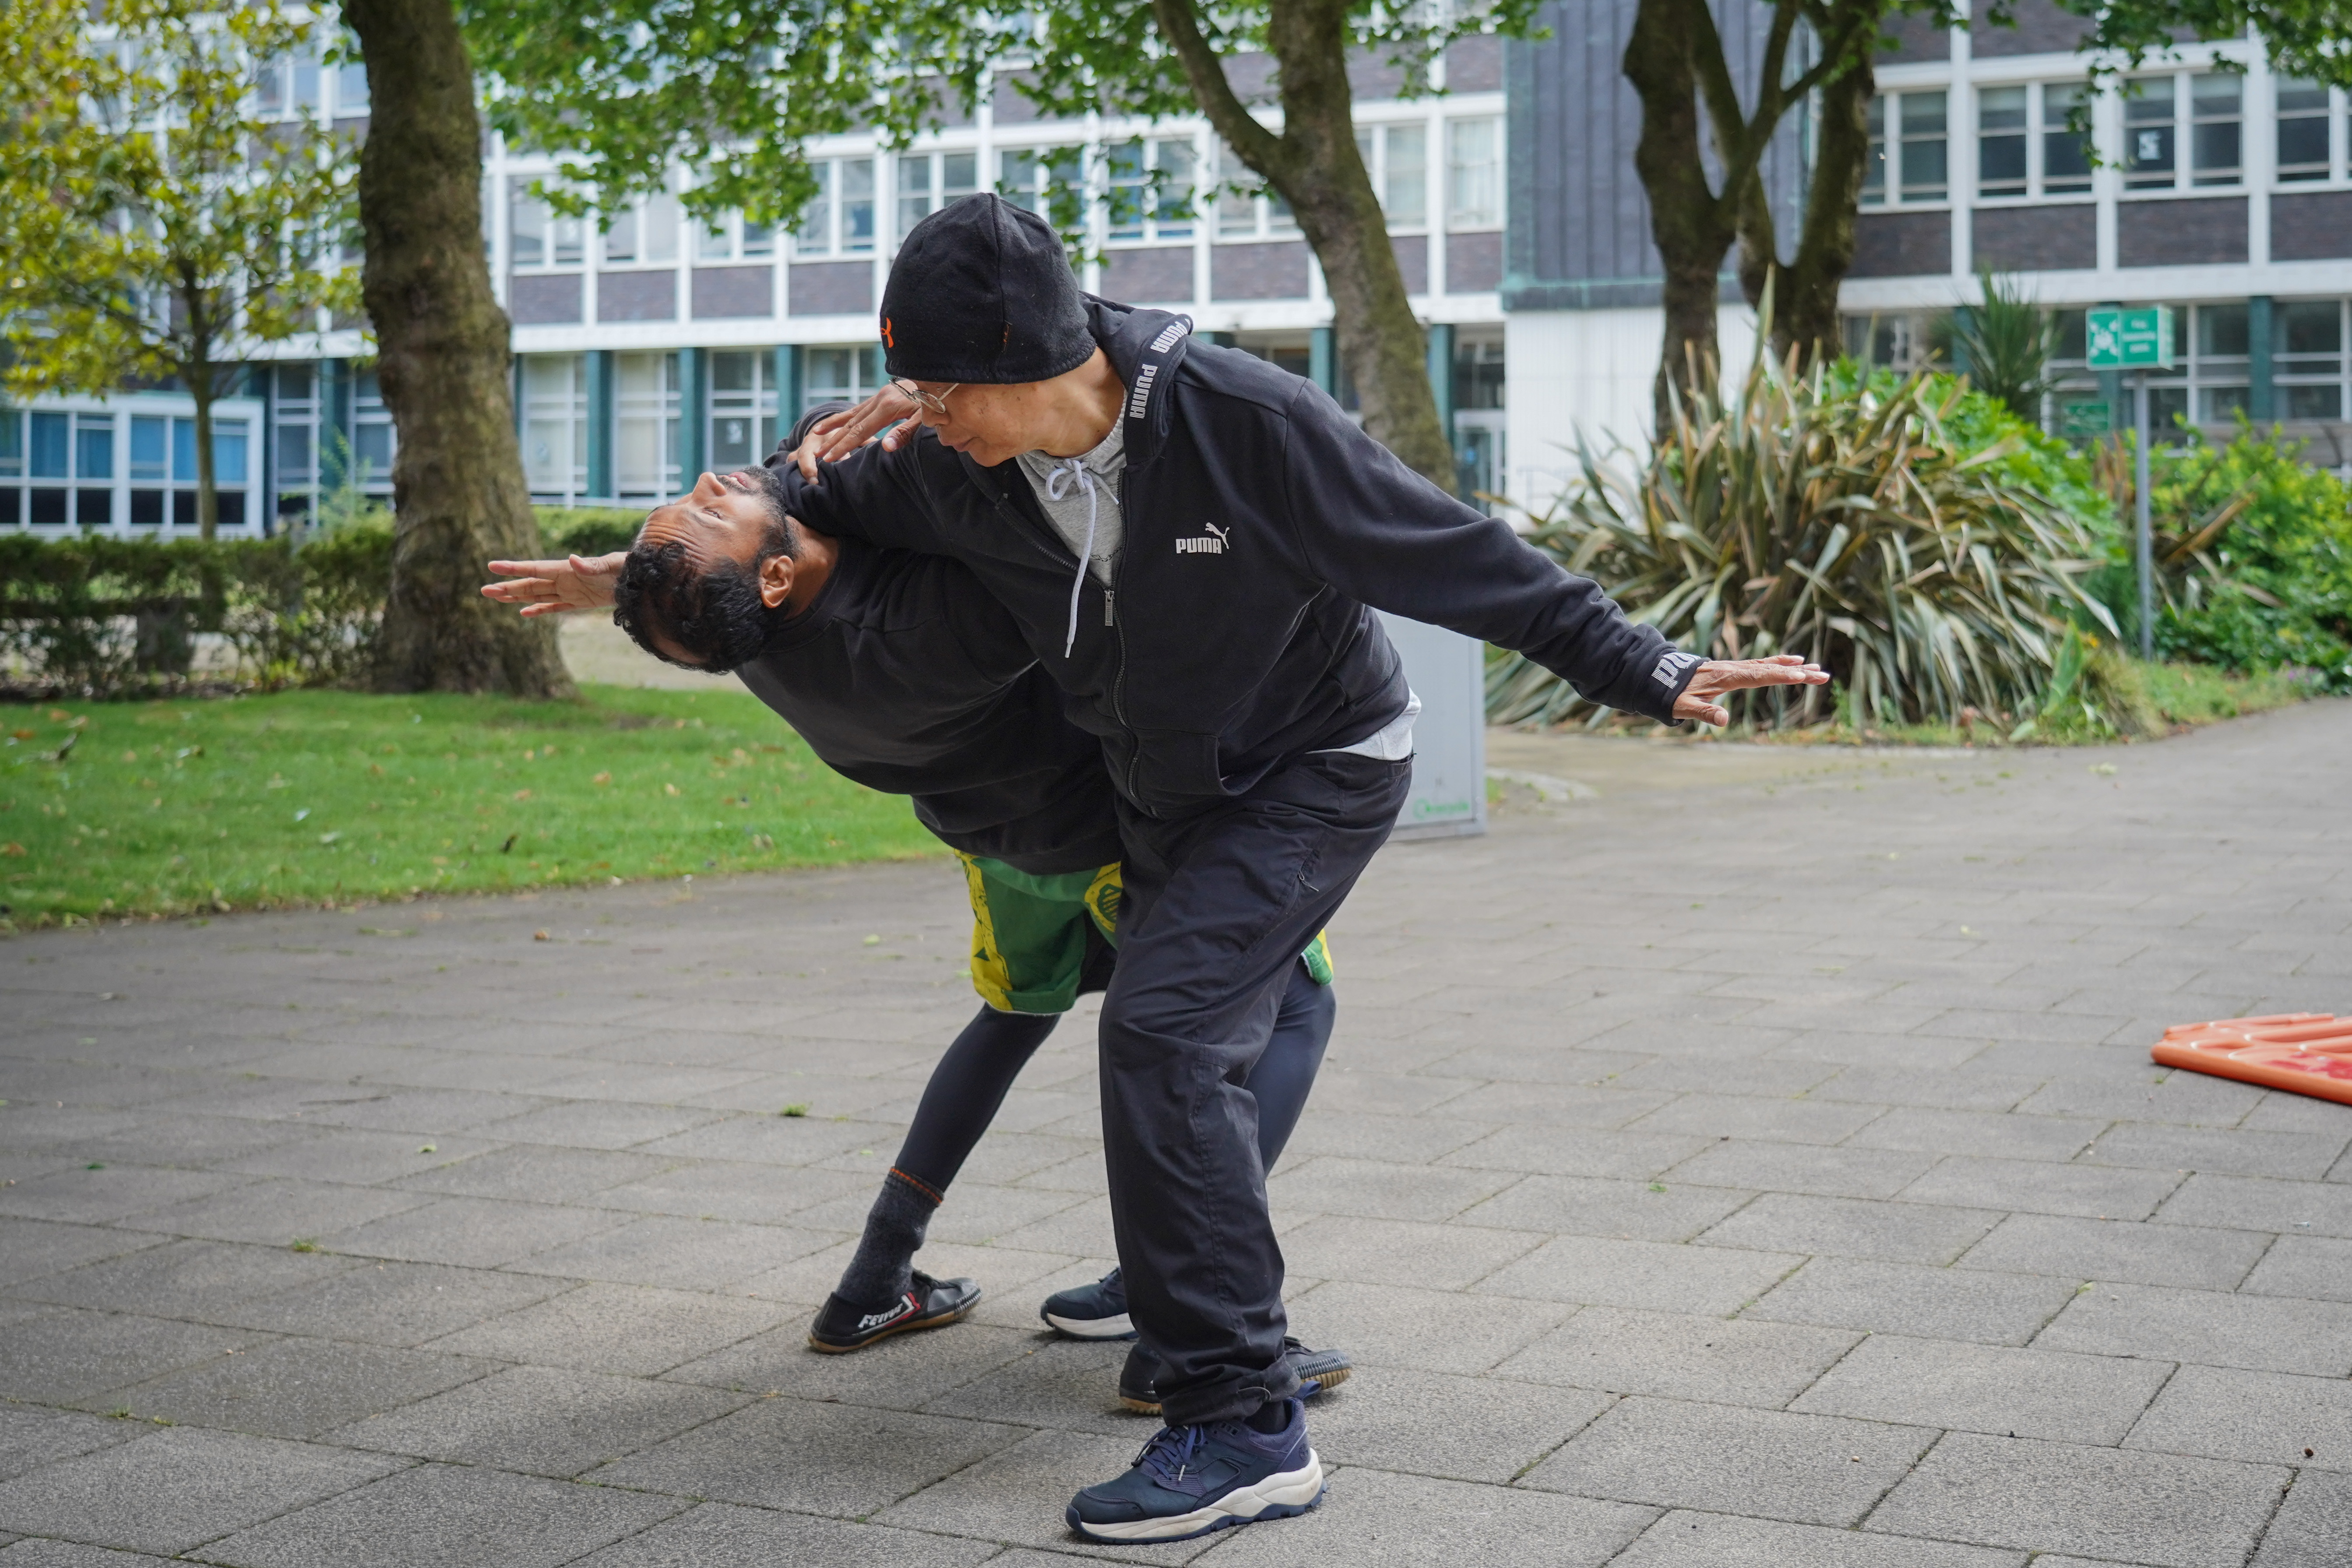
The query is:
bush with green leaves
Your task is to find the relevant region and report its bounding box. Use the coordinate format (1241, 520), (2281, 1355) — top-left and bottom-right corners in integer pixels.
(0, 525), (393, 695)
(536, 506), (646, 558)
(1487, 351), (2121, 732)
(2084, 425), (2352, 691)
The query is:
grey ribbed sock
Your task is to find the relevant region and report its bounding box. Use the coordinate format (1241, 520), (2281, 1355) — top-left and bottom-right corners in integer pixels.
(834, 1169), (941, 1307)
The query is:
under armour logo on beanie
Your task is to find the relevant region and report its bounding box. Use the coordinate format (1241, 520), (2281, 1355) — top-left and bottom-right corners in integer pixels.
(878, 194), (1095, 386)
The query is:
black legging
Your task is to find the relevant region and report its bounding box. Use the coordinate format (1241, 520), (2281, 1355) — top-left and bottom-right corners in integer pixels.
(892, 960), (1335, 1195)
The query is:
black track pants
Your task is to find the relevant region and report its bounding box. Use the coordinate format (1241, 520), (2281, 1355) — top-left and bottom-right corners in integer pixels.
(1101, 749), (1411, 1427)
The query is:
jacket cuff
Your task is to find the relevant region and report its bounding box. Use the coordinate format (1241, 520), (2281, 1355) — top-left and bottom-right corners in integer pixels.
(1638, 649), (1704, 726)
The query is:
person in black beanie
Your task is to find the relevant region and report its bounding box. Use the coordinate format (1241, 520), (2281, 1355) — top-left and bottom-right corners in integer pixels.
(779, 193), (1829, 1546)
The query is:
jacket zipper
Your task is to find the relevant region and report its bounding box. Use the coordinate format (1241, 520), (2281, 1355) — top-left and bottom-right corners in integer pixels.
(1112, 470), (1137, 800)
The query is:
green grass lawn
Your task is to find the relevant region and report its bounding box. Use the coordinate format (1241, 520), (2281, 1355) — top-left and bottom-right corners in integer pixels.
(1, 685), (941, 931)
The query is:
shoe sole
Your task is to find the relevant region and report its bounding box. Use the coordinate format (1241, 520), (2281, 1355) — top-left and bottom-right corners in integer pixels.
(1117, 1365), (1350, 1416)
(1067, 1452), (1325, 1543)
(806, 1296), (978, 1354)
(1042, 1308), (1135, 1340)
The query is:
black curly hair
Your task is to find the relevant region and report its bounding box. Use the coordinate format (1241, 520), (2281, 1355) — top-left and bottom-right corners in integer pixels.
(611, 466), (798, 673)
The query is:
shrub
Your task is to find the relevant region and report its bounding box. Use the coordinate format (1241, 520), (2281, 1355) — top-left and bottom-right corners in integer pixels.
(2085, 426), (2352, 690)
(1488, 350), (2120, 732)
(0, 525), (393, 695)
(536, 505), (645, 558)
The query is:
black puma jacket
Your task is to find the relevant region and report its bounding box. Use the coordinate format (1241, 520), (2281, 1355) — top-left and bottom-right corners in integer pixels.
(770, 297), (1698, 818)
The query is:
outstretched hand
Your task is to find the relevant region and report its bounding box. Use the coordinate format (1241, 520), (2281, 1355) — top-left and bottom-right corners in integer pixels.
(1672, 653), (1831, 726)
(789, 384), (922, 481)
(480, 553), (628, 617)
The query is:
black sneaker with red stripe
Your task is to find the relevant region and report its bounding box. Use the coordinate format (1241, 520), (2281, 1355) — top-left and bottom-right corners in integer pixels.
(806, 1271), (981, 1353)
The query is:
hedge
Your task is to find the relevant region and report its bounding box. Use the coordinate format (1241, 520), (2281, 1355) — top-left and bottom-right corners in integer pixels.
(0, 524), (393, 695)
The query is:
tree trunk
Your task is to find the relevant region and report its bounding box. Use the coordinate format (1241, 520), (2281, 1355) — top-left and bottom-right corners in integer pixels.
(1625, 0), (1736, 437)
(1770, 53), (1874, 367)
(1151, 0), (1457, 493)
(190, 363), (219, 543)
(344, 0), (572, 697)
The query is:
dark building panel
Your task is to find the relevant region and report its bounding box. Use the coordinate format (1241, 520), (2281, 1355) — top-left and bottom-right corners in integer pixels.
(789, 261), (873, 317)
(2117, 197), (2247, 267)
(692, 265), (775, 319)
(596, 270), (676, 323)
(1101, 246), (1195, 303)
(1392, 234), (1429, 295)
(1971, 0), (2095, 56)
(1211, 240), (1310, 300)
(1850, 210), (1952, 277)
(1448, 232), (1503, 292)
(2272, 190), (2352, 261)
(1972, 204), (2096, 272)
(1504, 0), (1802, 310)
(1223, 53), (1280, 105)
(991, 70), (1077, 125)
(1348, 46), (1410, 102)
(1877, 13), (1950, 62)
(508, 273), (582, 325)
(1447, 35), (1503, 92)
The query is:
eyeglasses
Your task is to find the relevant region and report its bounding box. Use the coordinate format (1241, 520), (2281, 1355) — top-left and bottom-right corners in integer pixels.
(890, 378), (959, 416)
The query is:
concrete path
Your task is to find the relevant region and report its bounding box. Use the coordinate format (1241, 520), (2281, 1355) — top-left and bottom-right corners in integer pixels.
(4, 701), (2349, 1566)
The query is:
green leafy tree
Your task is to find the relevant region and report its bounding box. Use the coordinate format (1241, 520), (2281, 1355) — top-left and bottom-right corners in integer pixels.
(1630, 0), (2352, 434)
(464, 0), (1532, 492)
(342, 0), (574, 697)
(0, 0), (361, 540)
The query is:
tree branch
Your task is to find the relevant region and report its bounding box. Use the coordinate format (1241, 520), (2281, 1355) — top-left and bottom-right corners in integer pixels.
(1149, 0), (1291, 181)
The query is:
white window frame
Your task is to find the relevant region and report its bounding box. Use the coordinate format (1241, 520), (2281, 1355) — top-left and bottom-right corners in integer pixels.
(1354, 120), (1430, 230)
(896, 149), (981, 244)
(2275, 78), (2349, 186)
(1104, 134), (1200, 246)
(507, 176), (585, 271)
(1862, 89), (1950, 209)
(1445, 116), (1503, 229)
(600, 186), (681, 269)
(1974, 79), (2095, 203)
(2273, 298), (2350, 423)
(2123, 70), (2245, 194)
(792, 157), (877, 259)
(708, 349), (782, 472)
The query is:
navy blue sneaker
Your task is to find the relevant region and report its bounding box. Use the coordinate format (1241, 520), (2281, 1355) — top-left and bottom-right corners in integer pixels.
(1066, 1399), (1324, 1544)
(1039, 1266), (1134, 1340)
(1117, 1337), (1353, 1415)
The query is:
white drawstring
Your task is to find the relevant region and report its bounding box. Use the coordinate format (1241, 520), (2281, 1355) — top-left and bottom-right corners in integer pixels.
(1046, 458), (1097, 657)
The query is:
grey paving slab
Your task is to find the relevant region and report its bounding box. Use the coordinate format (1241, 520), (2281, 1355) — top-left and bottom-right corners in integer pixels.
(1791, 1333), (2173, 1443)
(587, 1395), (1028, 1520)
(0, 1221), (166, 1288)
(1279, 1214), (1546, 1290)
(1192, 1467), (1656, 1567)
(2037, 1282), (2352, 1376)
(1521, 1395), (1935, 1525)
(1475, 1233), (1804, 1314)
(1866, 1431), (2289, 1568)
(0, 1310), (259, 1405)
(2241, 1235), (2352, 1302)
(1624, 1092), (1888, 1145)
(565, 1502), (998, 1568)
(1849, 1107), (2109, 1162)
(669, 1317), (1037, 1409)
(0, 1165), (250, 1226)
(1264, 1156), (1515, 1223)
(2154, 1173), (2352, 1237)
(465, 1101), (729, 1151)
(587, 1158), (873, 1223)
(0, 1411), (133, 1485)
(11, 1237), (357, 1317)
(1957, 1213), (2274, 1290)
(915, 1337), (1151, 1438)
(2250, 1470), (2352, 1567)
(1658, 1139), (1938, 1199)
(0, 1427), (403, 1556)
(2018, 1070), (2271, 1126)
(2126, 1363), (2352, 1472)
(1896, 1156), (2184, 1221)
(2088, 1124), (2350, 1180)
(1493, 1305), (1859, 1406)
(327, 1364), (746, 1477)
(314, 1194), (632, 1268)
(1697, 1192), (2003, 1264)
(0, 1540), (177, 1565)
(423, 1283), (788, 1376)
(116, 1178), (431, 1247)
(1453, 1174), (1751, 1242)
(385, 1145), (677, 1203)
(209, 1259), (569, 1346)
(496, 1213), (836, 1288)
(1436, 1123), (1713, 1179)
(1299, 1367), (1613, 1482)
(198, 1462), (682, 1568)
(1612, 1510), (2026, 1568)
(214, 1128), (506, 1186)
(100, 1336), (494, 1439)
(1744, 1258), (2082, 1345)
(1284, 1279), (1575, 1376)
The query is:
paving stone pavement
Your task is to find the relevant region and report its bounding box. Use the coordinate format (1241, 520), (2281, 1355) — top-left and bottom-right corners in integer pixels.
(4, 700), (2351, 1566)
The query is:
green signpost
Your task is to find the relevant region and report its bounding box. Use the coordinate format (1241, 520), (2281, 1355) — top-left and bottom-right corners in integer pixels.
(2086, 307), (2172, 657)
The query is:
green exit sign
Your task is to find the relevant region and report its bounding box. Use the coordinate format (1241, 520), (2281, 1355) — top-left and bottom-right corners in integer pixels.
(2086, 307), (2174, 370)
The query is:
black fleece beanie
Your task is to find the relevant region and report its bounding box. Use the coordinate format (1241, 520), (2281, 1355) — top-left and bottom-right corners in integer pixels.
(878, 194), (1094, 386)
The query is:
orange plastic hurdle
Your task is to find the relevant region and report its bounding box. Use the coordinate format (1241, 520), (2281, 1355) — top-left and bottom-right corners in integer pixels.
(2151, 1014), (2352, 1106)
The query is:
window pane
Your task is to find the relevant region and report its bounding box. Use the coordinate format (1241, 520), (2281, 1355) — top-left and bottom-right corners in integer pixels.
(509, 181), (546, 267)
(275, 422), (311, 485)
(2278, 301), (2343, 363)
(942, 152), (977, 203)
(2199, 385), (2248, 422)
(1106, 139), (1146, 240)
(1863, 95), (1886, 204)
(2197, 304), (2247, 359)
(2284, 384), (2343, 419)
(999, 150), (1039, 213)
(130, 415), (167, 480)
(842, 159), (875, 252)
(1155, 138), (1196, 233)
(277, 363), (313, 400)
(31, 412), (70, 478)
(603, 207), (637, 264)
(172, 418), (197, 481)
(1384, 124), (1426, 224)
(1447, 117), (1500, 226)
(1979, 85), (2027, 132)
(2125, 79), (2176, 186)
(741, 219), (774, 257)
(711, 350), (754, 394)
(2042, 84), (2093, 192)
(214, 423), (248, 486)
(550, 209), (584, 266)
(75, 417), (113, 481)
(2276, 81), (2331, 178)
(899, 152), (933, 239)
(335, 61), (368, 113)
(2190, 72), (2240, 183)
(0, 410), (23, 478)
(1979, 85), (2027, 195)
(697, 217), (734, 261)
(794, 162), (834, 255)
(1899, 91), (1947, 200)
(643, 193), (679, 262)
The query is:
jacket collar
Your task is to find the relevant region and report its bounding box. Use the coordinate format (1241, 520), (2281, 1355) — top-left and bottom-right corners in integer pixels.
(1081, 295), (1192, 468)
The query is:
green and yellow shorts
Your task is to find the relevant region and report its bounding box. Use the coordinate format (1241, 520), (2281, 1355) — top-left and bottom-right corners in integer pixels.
(955, 852), (1333, 1015)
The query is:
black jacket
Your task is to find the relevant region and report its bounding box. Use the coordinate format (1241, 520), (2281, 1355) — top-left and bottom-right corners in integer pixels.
(733, 539), (1121, 875)
(772, 297), (1698, 817)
